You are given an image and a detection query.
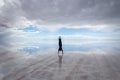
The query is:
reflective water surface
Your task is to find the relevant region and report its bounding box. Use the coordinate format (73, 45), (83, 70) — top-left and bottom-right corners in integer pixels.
(16, 40), (120, 54)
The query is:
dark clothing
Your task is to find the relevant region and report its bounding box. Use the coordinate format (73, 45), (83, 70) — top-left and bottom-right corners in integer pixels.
(58, 37), (63, 54)
(58, 38), (62, 51)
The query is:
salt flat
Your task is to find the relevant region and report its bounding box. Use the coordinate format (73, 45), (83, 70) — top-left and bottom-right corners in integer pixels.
(0, 48), (120, 80)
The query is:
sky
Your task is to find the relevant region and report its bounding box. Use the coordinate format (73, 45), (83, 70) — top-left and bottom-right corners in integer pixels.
(0, 0), (120, 53)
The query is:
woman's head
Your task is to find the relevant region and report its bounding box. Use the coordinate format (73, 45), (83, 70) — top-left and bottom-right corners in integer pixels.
(59, 36), (61, 39)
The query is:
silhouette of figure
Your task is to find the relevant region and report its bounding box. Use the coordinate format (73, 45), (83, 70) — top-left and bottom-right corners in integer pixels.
(58, 53), (63, 68)
(58, 36), (63, 54)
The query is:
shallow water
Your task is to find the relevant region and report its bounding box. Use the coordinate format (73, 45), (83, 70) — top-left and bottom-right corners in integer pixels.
(0, 35), (120, 80)
(17, 40), (120, 54)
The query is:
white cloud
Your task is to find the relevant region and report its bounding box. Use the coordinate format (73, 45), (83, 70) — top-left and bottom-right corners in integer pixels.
(0, 0), (120, 31)
(0, 0), (5, 8)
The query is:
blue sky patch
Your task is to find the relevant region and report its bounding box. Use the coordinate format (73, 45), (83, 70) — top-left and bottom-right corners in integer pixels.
(18, 25), (40, 32)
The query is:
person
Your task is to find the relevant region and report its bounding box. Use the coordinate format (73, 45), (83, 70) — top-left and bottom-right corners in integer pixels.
(58, 36), (63, 54)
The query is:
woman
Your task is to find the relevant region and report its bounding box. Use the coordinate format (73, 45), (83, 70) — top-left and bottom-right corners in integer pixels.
(58, 36), (63, 54)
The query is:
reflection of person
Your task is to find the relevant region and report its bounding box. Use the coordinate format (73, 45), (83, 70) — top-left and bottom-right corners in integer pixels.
(58, 53), (63, 68)
(58, 36), (63, 54)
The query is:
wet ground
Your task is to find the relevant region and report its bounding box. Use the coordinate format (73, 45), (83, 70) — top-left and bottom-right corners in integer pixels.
(0, 48), (120, 80)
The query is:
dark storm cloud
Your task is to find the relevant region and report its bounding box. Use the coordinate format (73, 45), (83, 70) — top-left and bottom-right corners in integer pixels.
(0, 0), (120, 29)
(19, 0), (120, 26)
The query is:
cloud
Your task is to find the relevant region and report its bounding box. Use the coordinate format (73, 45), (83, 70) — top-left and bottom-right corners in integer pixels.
(0, 0), (120, 31)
